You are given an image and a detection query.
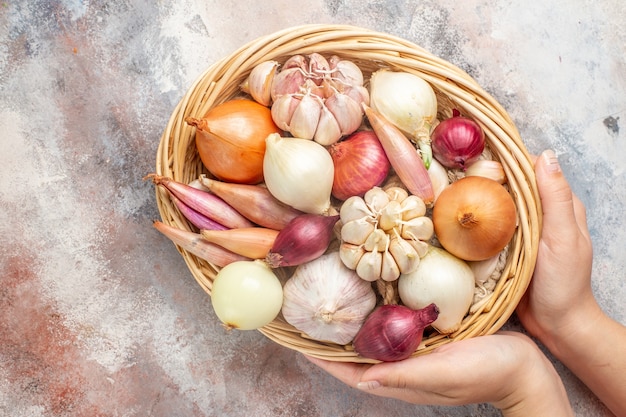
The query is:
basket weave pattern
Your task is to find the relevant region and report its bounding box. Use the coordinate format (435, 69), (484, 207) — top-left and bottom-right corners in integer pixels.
(155, 24), (541, 363)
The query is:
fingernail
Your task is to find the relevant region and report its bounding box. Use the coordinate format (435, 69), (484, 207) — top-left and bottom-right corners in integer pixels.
(542, 150), (561, 173)
(357, 380), (381, 390)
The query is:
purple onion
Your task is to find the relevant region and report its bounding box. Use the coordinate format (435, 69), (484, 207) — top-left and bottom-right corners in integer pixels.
(265, 213), (339, 268)
(431, 115), (485, 171)
(353, 303), (439, 362)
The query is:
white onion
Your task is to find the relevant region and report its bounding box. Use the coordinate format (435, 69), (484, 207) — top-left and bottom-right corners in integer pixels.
(369, 70), (437, 137)
(398, 246), (475, 334)
(263, 133), (334, 214)
(211, 260), (283, 330)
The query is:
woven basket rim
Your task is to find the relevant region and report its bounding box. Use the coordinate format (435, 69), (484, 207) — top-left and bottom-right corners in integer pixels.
(155, 23), (542, 363)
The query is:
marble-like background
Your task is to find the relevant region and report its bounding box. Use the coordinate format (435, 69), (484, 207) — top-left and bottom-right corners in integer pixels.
(1, 1), (624, 416)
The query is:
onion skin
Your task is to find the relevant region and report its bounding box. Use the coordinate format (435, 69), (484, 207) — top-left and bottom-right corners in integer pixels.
(431, 116), (485, 171)
(265, 213), (339, 268)
(433, 176), (517, 261)
(329, 130), (391, 200)
(352, 303), (439, 362)
(363, 104), (434, 205)
(186, 99), (282, 184)
(199, 176), (303, 230)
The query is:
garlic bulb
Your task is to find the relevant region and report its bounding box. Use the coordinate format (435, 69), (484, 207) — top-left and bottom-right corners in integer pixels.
(398, 246), (475, 334)
(339, 186), (434, 282)
(281, 252), (377, 345)
(253, 54), (367, 145)
(263, 133), (334, 214)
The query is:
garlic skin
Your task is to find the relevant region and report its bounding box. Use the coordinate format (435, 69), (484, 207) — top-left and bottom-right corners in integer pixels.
(281, 252), (377, 345)
(263, 133), (334, 214)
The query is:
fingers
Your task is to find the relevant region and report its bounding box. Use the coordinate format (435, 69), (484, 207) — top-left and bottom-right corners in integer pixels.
(534, 150), (578, 238)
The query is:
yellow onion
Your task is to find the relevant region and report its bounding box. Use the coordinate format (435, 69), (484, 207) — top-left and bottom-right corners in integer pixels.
(432, 176), (517, 261)
(186, 99), (282, 184)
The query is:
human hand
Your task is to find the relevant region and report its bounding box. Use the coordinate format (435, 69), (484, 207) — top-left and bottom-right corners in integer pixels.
(306, 332), (572, 416)
(515, 150), (597, 351)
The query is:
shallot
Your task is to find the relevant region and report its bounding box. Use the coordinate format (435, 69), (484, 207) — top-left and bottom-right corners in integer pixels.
(146, 174), (253, 229)
(200, 227), (279, 259)
(363, 105), (434, 205)
(153, 221), (248, 267)
(199, 175), (302, 230)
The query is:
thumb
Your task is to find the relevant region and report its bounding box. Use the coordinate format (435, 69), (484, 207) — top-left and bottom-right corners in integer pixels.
(534, 150), (577, 235)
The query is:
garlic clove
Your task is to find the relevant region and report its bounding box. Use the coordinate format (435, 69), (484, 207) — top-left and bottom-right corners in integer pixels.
(270, 94), (298, 131)
(389, 237), (420, 274)
(356, 251), (383, 282)
(384, 186), (409, 203)
(381, 249), (401, 282)
(324, 92), (363, 136)
(242, 60), (279, 106)
(341, 218), (376, 245)
(363, 228), (389, 252)
(308, 53), (331, 84)
(465, 159), (507, 184)
(271, 67), (306, 101)
(339, 242), (365, 270)
(401, 216), (435, 242)
(283, 54), (307, 70)
(339, 195), (375, 224)
(342, 85), (370, 107)
(407, 239), (430, 258)
(400, 195), (427, 220)
(314, 104), (343, 145)
(364, 186), (390, 214)
(378, 199), (403, 231)
(329, 55), (364, 88)
(289, 93), (322, 140)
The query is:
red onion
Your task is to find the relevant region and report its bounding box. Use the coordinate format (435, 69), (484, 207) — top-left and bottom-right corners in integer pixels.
(265, 213), (339, 268)
(352, 303), (439, 362)
(329, 130), (391, 201)
(431, 115), (485, 170)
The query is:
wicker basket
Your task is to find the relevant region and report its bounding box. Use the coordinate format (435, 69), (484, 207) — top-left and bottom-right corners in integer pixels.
(155, 24), (541, 363)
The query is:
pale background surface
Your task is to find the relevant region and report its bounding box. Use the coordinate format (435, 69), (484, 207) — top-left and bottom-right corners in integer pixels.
(1, 1), (624, 416)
